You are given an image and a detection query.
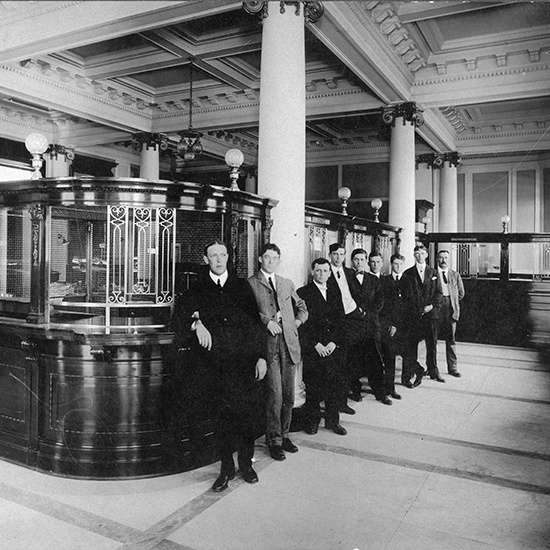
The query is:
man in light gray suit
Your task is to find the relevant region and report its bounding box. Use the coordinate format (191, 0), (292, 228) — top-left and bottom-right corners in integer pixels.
(248, 243), (308, 461)
(437, 250), (465, 377)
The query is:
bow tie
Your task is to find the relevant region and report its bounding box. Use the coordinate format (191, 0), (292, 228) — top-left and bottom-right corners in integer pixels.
(356, 270), (365, 275)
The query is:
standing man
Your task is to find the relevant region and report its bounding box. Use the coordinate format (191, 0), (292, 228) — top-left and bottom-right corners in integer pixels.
(171, 240), (267, 492)
(436, 250), (465, 378)
(403, 244), (444, 385)
(248, 243), (308, 462)
(298, 258), (348, 436)
(327, 242), (363, 414)
(380, 254), (411, 400)
(350, 249), (391, 405)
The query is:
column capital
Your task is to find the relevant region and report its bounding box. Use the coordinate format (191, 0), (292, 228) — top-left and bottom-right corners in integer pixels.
(382, 102), (424, 128)
(46, 143), (75, 161)
(128, 132), (169, 152)
(243, 1), (324, 23)
(415, 151), (462, 169)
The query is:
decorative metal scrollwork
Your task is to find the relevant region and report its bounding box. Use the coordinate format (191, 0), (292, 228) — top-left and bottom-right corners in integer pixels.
(127, 133), (169, 152)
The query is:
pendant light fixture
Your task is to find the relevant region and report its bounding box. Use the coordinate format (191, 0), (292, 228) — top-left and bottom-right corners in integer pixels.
(177, 58), (203, 161)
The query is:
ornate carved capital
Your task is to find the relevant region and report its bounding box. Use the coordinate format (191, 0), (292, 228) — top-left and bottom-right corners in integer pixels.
(47, 143), (75, 161)
(27, 204), (44, 221)
(127, 132), (169, 152)
(243, 1), (324, 23)
(382, 102), (424, 128)
(415, 151), (462, 169)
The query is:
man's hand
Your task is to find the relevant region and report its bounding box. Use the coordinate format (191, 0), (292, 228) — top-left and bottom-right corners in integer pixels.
(423, 305), (434, 314)
(389, 325), (397, 338)
(195, 322), (212, 350)
(315, 342), (336, 357)
(267, 320), (283, 336)
(255, 358), (267, 380)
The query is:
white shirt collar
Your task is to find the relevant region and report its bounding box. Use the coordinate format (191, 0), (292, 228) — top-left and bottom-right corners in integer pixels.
(210, 270), (228, 286)
(313, 280), (327, 292)
(260, 270), (275, 284)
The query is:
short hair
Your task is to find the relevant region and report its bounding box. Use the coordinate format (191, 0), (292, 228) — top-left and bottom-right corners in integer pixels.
(329, 242), (345, 253)
(260, 242), (281, 256)
(390, 253), (405, 263)
(437, 249), (450, 256)
(351, 248), (367, 259)
(368, 251), (383, 261)
(203, 240), (228, 256)
(312, 257), (330, 269)
(413, 244), (427, 252)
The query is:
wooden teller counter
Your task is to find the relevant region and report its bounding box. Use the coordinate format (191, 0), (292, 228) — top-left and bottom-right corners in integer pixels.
(0, 177), (275, 478)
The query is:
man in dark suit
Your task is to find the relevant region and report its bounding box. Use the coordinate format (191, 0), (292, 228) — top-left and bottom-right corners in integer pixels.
(248, 243), (308, 461)
(171, 240), (267, 492)
(350, 249), (391, 405)
(326, 242), (363, 414)
(403, 244), (444, 385)
(436, 249), (465, 377)
(297, 258), (348, 436)
(379, 253), (410, 400)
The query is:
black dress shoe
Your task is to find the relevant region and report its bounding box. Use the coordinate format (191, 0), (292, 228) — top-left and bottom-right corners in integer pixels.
(402, 381), (414, 389)
(449, 371), (462, 377)
(348, 391), (363, 402)
(269, 445), (286, 461)
(212, 472), (235, 492)
(241, 466), (259, 484)
(325, 422), (347, 436)
(377, 396), (393, 405)
(340, 405), (356, 415)
(390, 391), (402, 400)
(430, 375), (446, 383)
(282, 438), (299, 453)
(304, 423), (318, 435)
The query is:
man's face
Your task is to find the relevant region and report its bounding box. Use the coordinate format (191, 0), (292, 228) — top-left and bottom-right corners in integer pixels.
(312, 262), (331, 285)
(391, 258), (404, 274)
(369, 255), (383, 274)
(329, 247), (346, 268)
(352, 253), (367, 272)
(437, 252), (450, 269)
(204, 243), (228, 276)
(259, 249), (280, 274)
(414, 248), (428, 264)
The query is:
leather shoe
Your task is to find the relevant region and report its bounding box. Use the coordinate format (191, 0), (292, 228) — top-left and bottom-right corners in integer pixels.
(282, 438), (299, 453)
(212, 472), (235, 492)
(430, 375), (446, 383)
(269, 445), (286, 461)
(377, 396), (393, 405)
(402, 381), (414, 389)
(449, 371), (462, 377)
(304, 423), (318, 435)
(340, 405), (356, 415)
(390, 391), (402, 400)
(348, 391), (363, 402)
(325, 422), (347, 436)
(241, 466), (259, 484)
(413, 372), (424, 387)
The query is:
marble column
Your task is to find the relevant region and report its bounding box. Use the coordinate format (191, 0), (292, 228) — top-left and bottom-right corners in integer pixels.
(131, 133), (167, 180)
(383, 102), (424, 268)
(45, 144), (74, 177)
(438, 152), (462, 267)
(256, 4), (306, 287)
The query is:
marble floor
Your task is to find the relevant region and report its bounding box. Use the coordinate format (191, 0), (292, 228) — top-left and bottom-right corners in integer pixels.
(1, 342), (549, 550)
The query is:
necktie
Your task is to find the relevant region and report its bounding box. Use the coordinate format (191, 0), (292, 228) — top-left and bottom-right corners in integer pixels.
(217, 278), (222, 288)
(268, 277), (280, 311)
(442, 272), (448, 284)
(337, 270), (341, 279)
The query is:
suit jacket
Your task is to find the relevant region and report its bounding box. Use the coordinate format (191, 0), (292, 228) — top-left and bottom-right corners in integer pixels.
(380, 274), (409, 334)
(352, 271), (384, 340)
(297, 282), (346, 358)
(327, 266), (361, 307)
(439, 269), (465, 321)
(403, 263), (442, 321)
(248, 272), (308, 364)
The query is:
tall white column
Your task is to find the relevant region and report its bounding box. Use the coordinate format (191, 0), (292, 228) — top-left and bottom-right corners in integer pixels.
(45, 145), (74, 177)
(438, 152), (462, 268)
(257, 5), (306, 287)
(384, 103), (423, 268)
(133, 133), (167, 180)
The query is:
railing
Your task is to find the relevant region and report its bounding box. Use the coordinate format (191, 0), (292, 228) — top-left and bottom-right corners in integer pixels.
(420, 232), (550, 282)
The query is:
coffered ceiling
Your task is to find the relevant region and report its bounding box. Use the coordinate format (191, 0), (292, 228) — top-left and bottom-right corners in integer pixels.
(0, 0), (548, 174)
